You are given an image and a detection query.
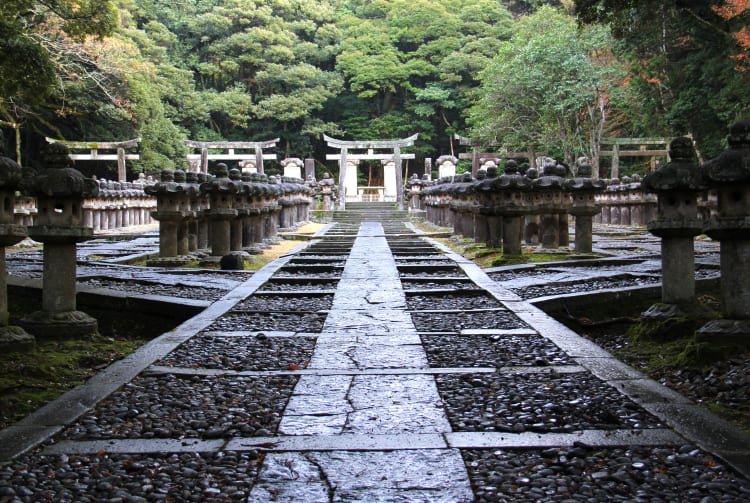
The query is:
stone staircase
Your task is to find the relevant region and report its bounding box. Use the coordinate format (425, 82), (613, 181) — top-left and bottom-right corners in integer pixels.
(332, 201), (408, 225)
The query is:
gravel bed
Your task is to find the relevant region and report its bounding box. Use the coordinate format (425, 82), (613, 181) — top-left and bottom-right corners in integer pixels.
(62, 374), (297, 440)
(436, 372), (663, 433)
(401, 279), (481, 290)
(233, 294), (333, 312)
(421, 334), (572, 367)
(488, 268), (569, 282)
(0, 451), (260, 502)
(463, 445), (750, 502)
(578, 323), (750, 433)
(205, 312), (327, 332)
(411, 310), (530, 331)
(157, 334), (316, 371)
(511, 275), (659, 300)
(270, 270), (341, 278)
(395, 260), (456, 267)
(79, 278), (228, 301)
(286, 259), (347, 266)
(258, 279), (338, 291)
(400, 270), (465, 278)
(406, 293), (504, 311)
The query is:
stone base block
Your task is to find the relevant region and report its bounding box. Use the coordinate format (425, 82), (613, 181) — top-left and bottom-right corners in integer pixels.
(146, 255), (194, 267)
(0, 325), (36, 351)
(220, 251), (249, 270)
(641, 303), (714, 322)
(696, 319), (750, 347)
(20, 310), (98, 339)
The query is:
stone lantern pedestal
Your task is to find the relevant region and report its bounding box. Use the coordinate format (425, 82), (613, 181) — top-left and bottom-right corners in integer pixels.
(319, 173), (337, 212)
(533, 162), (569, 250)
(564, 159), (606, 255)
(641, 137), (711, 321)
(495, 161), (532, 256)
(697, 119), (750, 343)
(200, 164), (239, 266)
(0, 157), (34, 349)
(145, 170), (193, 267)
(20, 145), (98, 339)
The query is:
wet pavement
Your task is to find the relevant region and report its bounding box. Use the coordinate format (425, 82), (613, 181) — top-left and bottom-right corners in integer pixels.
(1, 216), (749, 502)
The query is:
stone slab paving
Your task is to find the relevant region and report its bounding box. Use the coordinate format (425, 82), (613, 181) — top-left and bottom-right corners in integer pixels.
(2, 220), (750, 502)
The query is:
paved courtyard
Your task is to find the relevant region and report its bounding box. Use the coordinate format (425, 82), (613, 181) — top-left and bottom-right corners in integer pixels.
(1, 213), (749, 502)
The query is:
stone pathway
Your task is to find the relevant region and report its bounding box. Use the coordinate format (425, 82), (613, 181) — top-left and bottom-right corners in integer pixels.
(1, 218), (750, 501)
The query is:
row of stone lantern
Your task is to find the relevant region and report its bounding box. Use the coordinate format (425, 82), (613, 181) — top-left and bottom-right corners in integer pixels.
(83, 177), (156, 232)
(1, 143), (101, 346)
(641, 120), (750, 345)
(145, 163), (313, 268)
(419, 157), (606, 256)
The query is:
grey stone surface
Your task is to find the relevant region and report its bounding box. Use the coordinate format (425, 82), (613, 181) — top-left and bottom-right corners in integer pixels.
(249, 450), (473, 503)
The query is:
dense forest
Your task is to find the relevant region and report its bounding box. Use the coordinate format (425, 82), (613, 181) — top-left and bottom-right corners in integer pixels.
(1, 0), (748, 179)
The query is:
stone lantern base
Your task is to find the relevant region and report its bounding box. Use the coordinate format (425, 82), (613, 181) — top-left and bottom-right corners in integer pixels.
(146, 255), (194, 267)
(20, 310), (98, 339)
(640, 302), (714, 322)
(696, 319), (750, 347)
(0, 326), (35, 352)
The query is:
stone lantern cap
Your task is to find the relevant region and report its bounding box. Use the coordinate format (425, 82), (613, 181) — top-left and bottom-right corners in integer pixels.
(0, 156), (23, 190)
(702, 119), (750, 184)
(200, 163), (241, 195)
(29, 164), (99, 200)
(563, 159), (606, 192)
(643, 137), (707, 193)
(494, 160), (533, 191)
(27, 143), (98, 200)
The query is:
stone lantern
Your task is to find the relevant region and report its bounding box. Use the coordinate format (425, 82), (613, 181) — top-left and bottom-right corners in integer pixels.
(494, 160), (533, 255)
(200, 163), (239, 262)
(563, 159), (606, 255)
(449, 173), (476, 238)
(145, 169), (192, 266)
(319, 172), (337, 211)
(641, 137), (709, 321)
(0, 157), (33, 348)
(20, 143), (99, 338)
(477, 166), (501, 247)
(532, 161), (569, 249)
(698, 119), (750, 342)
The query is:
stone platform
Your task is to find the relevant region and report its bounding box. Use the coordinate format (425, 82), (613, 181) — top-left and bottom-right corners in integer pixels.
(0, 217), (748, 501)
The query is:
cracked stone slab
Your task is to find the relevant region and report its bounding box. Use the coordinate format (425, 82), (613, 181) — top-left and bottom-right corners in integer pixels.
(308, 341), (428, 369)
(343, 375), (451, 434)
(323, 310), (417, 334)
(279, 414), (351, 436)
(248, 450), (473, 503)
(227, 433), (447, 452)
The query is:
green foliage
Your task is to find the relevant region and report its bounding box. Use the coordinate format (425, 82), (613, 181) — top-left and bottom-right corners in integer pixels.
(576, 0), (750, 159)
(468, 6), (619, 164)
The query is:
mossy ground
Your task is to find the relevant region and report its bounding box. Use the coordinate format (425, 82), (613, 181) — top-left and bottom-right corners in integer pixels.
(0, 334), (147, 430)
(557, 293), (750, 433)
(1, 223), (327, 430)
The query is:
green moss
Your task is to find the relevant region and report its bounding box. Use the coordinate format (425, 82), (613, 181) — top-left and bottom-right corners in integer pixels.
(0, 334), (147, 429)
(627, 316), (701, 342)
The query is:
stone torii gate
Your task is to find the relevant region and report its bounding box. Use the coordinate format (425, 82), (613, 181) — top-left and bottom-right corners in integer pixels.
(454, 134), (544, 176)
(184, 139), (279, 174)
(600, 137), (673, 179)
(45, 137), (141, 182)
(324, 134), (418, 210)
